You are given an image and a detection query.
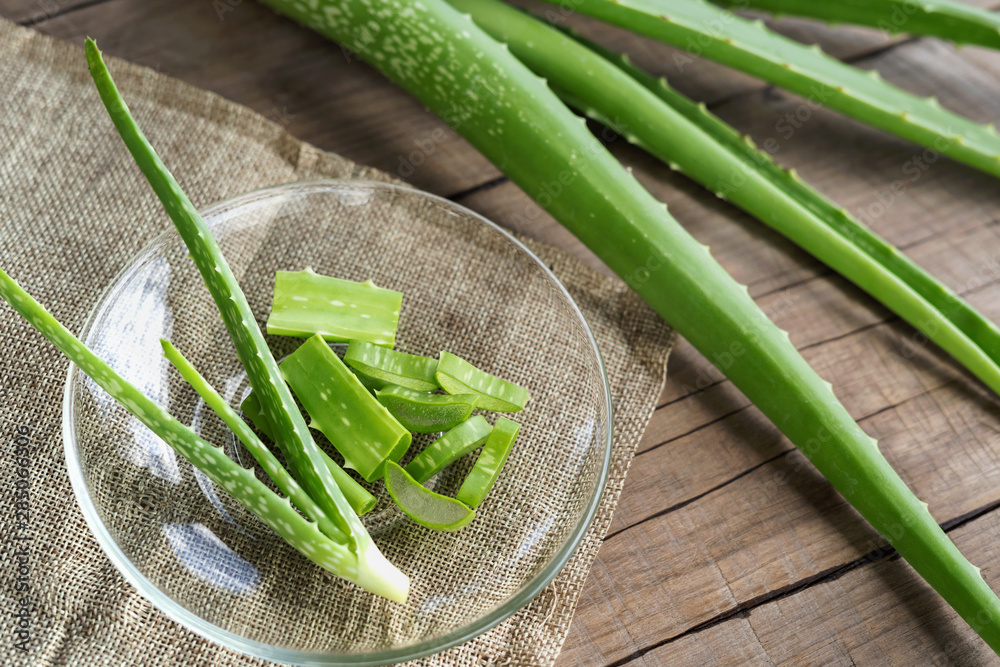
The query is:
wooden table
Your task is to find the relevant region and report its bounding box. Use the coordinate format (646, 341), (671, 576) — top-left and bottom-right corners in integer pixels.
(6, 0), (1000, 663)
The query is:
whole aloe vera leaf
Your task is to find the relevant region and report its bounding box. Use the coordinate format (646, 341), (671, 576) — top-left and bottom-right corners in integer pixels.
(534, 0), (1000, 180)
(0, 270), (379, 589)
(457, 2), (1000, 396)
(160, 339), (347, 539)
(585, 38), (1000, 374)
(714, 0), (1000, 51)
(85, 39), (407, 601)
(259, 0), (1000, 649)
(85, 39), (349, 541)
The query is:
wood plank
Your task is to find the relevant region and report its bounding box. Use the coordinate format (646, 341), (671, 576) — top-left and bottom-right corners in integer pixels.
(3, 0), (101, 25)
(642, 617), (773, 667)
(562, 360), (1000, 661)
(643, 509), (1000, 665)
(562, 393), (1000, 663)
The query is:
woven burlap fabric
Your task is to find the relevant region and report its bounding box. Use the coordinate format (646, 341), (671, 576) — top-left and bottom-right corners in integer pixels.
(0, 18), (673, 667)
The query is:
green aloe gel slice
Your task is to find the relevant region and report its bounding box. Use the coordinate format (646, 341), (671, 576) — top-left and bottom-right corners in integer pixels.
(240, 393), (376, 515)
(351, 367), (391, 392)
(281, 335), (411, 482)
(267, 269), (402, 347)
(404, 416), (492, 484)
(345, 341), (439, 391)
(456, 417), (520, 509)
(384, 461), (475, 532)
(435, 351), (529, 412)
(376, 385), (478, 433)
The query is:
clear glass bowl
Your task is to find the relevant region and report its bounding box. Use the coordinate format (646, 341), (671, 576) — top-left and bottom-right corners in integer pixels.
(63, 180), (613, 665)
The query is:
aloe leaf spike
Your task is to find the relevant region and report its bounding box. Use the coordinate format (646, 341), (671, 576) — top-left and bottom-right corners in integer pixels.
(454, 0), (1000, 397)
(0, 270), (411, 602)
(534, 0), (1000, 180)
(84, 39), (406, 600)
(260, 0), (1000, 649)
(714, 0), (1000, 52)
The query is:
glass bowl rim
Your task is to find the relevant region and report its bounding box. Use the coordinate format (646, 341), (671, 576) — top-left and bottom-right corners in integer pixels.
(62, 178), (615, 666)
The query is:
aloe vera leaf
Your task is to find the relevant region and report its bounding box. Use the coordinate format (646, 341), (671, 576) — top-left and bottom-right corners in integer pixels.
(238, 392), (377, 516)
(454, 1), (1000, 397)
(456, 417), (520, 509)
(257, 0), (1000, 648)
(715, 0), (1000, 51)
(281, 335), (411, 482)
(404, 416), (493, 484)
(376, 385), (478, 433)
(0, 270), (393, 589)
(345, 341), (439, 392)
(533, 0), (1000, 180)
(85, 40), (406, 601)
(384, 462), (475, 532)
(86, 39), (349, 538)
(435, 351), (530, 412)
(585, 37), (1000, 377)
(160, 339), (354, 537)
(267, 269), (402, 347)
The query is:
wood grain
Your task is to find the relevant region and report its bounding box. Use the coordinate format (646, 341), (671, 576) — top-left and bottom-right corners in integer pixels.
(5, 0), (1000, 664)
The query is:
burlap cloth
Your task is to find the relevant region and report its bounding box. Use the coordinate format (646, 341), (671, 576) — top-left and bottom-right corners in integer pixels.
(0, 18), (673, 667)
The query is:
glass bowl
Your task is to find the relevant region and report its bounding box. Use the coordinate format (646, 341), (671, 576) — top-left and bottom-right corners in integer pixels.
(63, 180), (613, 665)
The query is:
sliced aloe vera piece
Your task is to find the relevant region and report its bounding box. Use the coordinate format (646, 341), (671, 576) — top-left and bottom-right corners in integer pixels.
(345, 341), (439, 391)
(376, 385), (478, 433)
(384, 461), (475, 532)
(351, 367), (391, 392)
(456, 417), (520, 509)
(282, 335), (411, 482)
(404, 416), (492, 484)
(435, 352), (529, 412)
(267, 270), (402, 347)
(240, 392), (377, 516)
